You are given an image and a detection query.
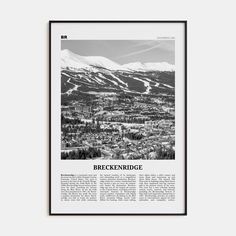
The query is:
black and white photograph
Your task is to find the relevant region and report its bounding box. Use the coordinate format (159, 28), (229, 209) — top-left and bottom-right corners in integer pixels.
(50, 21), (186, 215)
(61, 40), (175, 160)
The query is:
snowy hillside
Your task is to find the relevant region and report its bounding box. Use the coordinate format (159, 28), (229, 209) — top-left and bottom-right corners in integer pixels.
(61, 49), (123, 71)
(61, 49), (174, 72)
(61, 49), (175, 96)
(121, 62), (175, 72)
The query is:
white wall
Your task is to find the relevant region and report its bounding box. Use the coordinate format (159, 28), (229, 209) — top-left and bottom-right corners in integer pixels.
(0, 0), (236, 235)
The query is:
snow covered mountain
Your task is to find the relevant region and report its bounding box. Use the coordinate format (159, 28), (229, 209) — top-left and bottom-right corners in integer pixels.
(61, 49), (124, 71)
(122, 62), (175, 72)
(61, 49), (175, 96)
(61, 49), (174, 72)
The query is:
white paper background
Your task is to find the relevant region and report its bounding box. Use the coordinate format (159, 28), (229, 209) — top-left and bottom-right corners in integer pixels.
(0, 0), (236, 235)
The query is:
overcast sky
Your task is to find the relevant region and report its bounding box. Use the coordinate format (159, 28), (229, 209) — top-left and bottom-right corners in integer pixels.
(61, 40), (175, 65)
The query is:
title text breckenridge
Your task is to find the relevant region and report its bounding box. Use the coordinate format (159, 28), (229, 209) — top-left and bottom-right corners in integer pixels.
(93, 165), (143, 170)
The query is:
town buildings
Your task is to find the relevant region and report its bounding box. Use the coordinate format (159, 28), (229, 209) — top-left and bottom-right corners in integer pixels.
(61, 93), (175, 160)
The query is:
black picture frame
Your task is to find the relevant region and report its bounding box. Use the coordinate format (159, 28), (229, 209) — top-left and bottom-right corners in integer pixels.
(49, 20), (187, 216)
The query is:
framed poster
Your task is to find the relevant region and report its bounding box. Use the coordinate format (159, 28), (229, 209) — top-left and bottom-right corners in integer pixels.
(49, 21), (187, 215)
